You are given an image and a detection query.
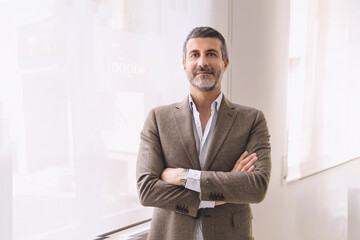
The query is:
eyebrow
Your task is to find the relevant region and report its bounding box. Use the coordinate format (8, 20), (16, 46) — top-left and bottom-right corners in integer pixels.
(188, 50), (199, 56)
(206, 49), (219, 53)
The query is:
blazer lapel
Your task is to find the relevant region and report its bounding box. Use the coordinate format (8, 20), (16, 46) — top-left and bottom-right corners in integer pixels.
(173, 97), (201, 170)
(203, 97), (238, 170)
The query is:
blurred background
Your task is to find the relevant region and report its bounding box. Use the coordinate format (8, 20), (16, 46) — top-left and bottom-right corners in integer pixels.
(0, 0), (359, 239)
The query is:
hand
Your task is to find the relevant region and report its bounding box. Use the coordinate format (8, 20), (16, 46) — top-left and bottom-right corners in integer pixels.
(231, 151), (258, 172)
(215, 151), (257, 207)
(215, 201), (226, 206)
(161, 168), (184, 186)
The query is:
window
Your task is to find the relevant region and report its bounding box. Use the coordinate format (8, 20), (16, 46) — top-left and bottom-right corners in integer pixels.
(286, 0), (360, 181)
(0, 0), (231, 239)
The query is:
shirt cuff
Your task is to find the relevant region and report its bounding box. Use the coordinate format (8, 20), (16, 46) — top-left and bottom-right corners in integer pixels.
(185, 169), (215, 209)
(185, 169), (201, 192)
(199, 200), (216, 209)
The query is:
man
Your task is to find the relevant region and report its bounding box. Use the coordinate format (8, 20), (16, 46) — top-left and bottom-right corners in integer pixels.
(136, 26), (271, 240)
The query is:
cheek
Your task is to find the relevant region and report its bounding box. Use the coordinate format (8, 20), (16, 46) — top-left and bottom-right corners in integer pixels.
(213, 62), (224, 72)
(185, 63), (196, 72)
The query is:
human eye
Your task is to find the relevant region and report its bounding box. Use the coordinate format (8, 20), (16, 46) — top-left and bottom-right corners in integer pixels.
(208, 52), (217, 57)
(190, 53), (199, 58)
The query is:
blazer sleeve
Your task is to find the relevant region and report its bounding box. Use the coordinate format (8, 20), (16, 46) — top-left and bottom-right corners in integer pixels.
(136, 109), (201, 217)
(199, 110), (271, 203)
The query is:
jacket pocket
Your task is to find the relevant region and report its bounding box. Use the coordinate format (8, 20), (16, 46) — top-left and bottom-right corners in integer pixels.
(232, 207), (253, 237)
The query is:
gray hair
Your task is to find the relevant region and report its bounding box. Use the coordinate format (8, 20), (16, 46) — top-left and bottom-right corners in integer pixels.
(182, 26), (228, 62)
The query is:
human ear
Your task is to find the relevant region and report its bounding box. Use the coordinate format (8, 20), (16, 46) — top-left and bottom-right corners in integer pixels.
(224, 58), (229, 70)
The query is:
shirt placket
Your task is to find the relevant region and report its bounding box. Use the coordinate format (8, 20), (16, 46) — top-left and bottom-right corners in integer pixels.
(195, 104), (216, 169)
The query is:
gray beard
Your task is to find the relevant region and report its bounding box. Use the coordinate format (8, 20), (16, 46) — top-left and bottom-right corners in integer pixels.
(189, 74), (220, 92)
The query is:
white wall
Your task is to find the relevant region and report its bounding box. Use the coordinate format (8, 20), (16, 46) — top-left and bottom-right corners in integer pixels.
(0, 10), (15, 240)
(230, 1), (360, 239)
(0, 143), (12, 240)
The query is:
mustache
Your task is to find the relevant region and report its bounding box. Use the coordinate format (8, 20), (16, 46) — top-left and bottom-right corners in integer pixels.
(193, 67), (215, 75)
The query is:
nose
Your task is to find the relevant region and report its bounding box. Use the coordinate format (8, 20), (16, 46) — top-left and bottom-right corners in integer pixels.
(198, 55), (209, 67)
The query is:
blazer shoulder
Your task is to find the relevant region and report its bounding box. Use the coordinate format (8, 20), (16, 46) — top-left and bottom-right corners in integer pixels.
(149, 98), (187, 118)
(153, 102), (179, 111)
(225, 101), (268, 127)
(152, 102), (180, 114)
(229, 102), (264, 116)
(223, 96), (261, 114)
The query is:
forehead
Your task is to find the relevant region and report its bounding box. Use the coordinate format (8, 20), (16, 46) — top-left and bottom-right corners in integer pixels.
(186, 37), (222, 54)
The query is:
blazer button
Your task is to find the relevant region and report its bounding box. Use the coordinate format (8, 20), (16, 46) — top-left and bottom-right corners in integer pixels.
(176, 204), (183, 212)
(219, 193), (225, 201)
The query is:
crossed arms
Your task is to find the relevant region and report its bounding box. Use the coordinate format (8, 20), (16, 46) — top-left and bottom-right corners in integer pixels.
(136, 107), (271, 217)
(161, 151), (258, 206)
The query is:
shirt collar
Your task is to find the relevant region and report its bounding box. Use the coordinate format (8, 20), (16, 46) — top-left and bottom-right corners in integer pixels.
(189, 93), (223, 112)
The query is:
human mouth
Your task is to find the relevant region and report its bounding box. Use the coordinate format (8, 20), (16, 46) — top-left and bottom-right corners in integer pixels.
(194, 67), (215, 76)
(196, 71), (211, 75)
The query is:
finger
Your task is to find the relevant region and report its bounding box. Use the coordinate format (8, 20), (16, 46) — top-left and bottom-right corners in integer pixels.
(239, 151), (249, 161)
(241, 156), (258, 172)
(215, 201), (226, 206)
(234, 153), (257, 171)
(247, 164), (255, 172)
(232, 158), (245, 172)
(232, 151), (248, 171)
(241, 155), (258, 171)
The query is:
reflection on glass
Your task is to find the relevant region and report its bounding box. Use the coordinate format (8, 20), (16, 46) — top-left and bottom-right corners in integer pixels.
(287, 0), (360, 181)
(0, 0), (226, 239)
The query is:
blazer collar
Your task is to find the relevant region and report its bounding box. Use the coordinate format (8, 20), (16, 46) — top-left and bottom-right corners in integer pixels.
(203, 96), (237, 170)
(173, 97), (201, 170)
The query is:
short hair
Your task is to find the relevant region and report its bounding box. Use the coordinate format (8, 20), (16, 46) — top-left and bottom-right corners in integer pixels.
(182, 26), (228, 62)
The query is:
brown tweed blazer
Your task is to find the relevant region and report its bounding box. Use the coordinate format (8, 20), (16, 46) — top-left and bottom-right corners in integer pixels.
(136, 96), (271, 240)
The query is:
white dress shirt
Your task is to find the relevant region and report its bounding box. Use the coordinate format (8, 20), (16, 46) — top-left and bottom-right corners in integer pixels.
(185, 93), (223, 239)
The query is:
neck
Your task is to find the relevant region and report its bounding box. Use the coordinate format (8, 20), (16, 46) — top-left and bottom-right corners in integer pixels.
(190, 86), (221, 112)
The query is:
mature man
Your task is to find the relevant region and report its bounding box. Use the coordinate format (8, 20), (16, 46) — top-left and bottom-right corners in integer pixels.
(136, 26), (271, 240)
